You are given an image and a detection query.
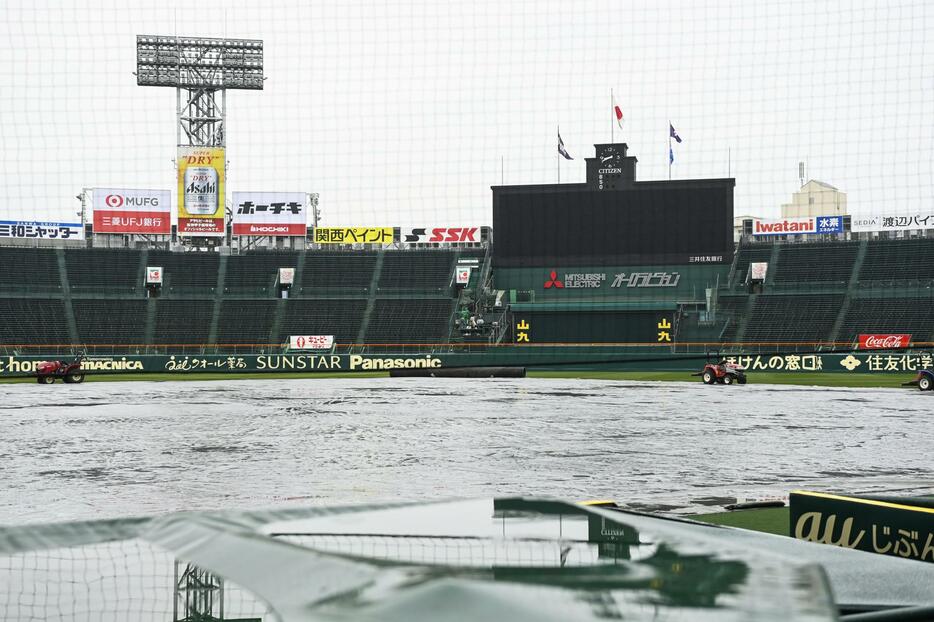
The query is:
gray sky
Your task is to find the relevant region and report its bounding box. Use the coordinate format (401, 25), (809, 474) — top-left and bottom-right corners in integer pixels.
(0, 0), (931, 226)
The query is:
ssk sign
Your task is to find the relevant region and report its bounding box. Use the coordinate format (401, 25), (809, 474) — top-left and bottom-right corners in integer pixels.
(92, 188), (171, 234)
(232, 192), (307, 237)
(289, 335), (335, 350)
(858, 334), (911, 349)
(403, 227), (479, 243)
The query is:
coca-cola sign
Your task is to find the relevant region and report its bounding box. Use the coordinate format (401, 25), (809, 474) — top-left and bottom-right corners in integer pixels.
(857, 334), (911, 349)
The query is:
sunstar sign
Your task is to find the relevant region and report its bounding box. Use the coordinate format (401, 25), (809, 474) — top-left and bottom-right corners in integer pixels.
(753, 216), (843, 236)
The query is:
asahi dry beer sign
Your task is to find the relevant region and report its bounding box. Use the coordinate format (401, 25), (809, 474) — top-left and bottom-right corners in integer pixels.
(177, 146), (225, 236)
(232, 192), (307, 236)
(92, 188), (171, 234)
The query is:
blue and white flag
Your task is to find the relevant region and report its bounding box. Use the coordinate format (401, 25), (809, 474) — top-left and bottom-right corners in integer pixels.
(558, 130), (573, 160)
(669, 147), (674, 165)
(669, 123), (682, 143)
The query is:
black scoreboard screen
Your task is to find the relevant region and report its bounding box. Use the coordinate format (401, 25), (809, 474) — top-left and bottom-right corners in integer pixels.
(493, 185), (733, 267)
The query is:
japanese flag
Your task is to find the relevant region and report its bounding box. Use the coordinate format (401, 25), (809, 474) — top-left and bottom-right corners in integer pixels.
(612, 96), (624, 130)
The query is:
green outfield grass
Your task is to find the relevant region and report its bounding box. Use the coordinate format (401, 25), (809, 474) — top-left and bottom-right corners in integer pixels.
(690, 507), (790, 536)
(0, 369), (913, 387)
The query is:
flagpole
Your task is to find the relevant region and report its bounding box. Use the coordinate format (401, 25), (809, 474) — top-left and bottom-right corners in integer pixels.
(557, 125), (560, 184)
(668, 120), (672, 181)
(610, 89), (614, 144)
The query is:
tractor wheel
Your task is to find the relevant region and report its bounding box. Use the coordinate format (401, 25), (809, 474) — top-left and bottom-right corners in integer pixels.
(723, 374), (734, 385)
(37, 376), (54, 384)
(702, 370), (715, 384)
(737, 376), (747, 385)
(920, 375), (932, 391)
(64, 373), (85, 384)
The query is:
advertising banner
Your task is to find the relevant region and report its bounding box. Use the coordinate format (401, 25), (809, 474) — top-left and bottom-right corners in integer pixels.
(92, 188), (171, 234)
(851, 213), (934, 233)
(857, 334), (911, 349)
(232, 192), (306, 236)
(753, 216), (844, 236)
(313, 227), (394, 245)
(455, 266), (472, 285)
(177, 146), (225, 236)
(403, 227), (480, 243)
(288, 335), (335, 350)
(790, 490), (934, 563)
(749, 262), (768, 281)
(0, 220), (84, 240)
(278, 268), (295, 285)
(146, 266), (163, 285)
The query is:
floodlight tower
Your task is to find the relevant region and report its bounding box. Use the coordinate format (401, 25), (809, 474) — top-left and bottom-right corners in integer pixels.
(136, 35), (264, 147)
(137, 35), (263, 245)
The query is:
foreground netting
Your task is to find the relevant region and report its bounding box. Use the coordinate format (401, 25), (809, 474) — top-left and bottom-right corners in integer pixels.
(0, 497), (868, 621)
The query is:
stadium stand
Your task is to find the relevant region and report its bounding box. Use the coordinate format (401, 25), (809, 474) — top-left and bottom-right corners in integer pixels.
(365, 299), (455, 343)
(154, 299), (214, 346)
(742, 294), (844, 343)
(225, 252), (298, 295)
(0, 298), (70, 346)
(715, 295), (749, 343)
(858, 238), (934, 284)
(147, 250), (220, 294)
(0, 247), (61, 293)
(215, 299), (277, 345)
(772, 242), (858, 284)
(377, 251), (455, 293)
(65, 248), (141, 293)
(300, 252), (377, 293)
(838, 297), (934, 343)
(277, 298), (367, 345)
(72, 299), (148, 345)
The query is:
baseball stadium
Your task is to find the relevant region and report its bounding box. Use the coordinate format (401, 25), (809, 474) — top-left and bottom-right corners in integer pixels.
(1, 2), (933, 621)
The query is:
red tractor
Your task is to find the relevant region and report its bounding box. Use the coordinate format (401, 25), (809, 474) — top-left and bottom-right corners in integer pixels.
(35, 354), (86, 384)
(693, 357), (747, 385)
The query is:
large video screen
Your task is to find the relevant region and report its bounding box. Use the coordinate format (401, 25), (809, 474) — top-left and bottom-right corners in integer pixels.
(493, 185), (733, 267)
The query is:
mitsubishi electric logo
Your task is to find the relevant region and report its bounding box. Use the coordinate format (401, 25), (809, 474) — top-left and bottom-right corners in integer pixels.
(544, 270), (564, 289)
(544, 270), (680, 290)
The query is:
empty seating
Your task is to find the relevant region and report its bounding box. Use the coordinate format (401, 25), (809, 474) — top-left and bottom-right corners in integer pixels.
(838, 297), (934, 343)
(300, 252), (377, 293)
(277, 299), (367, 345)
(73, 299), (147, 345)
(65, 249), (141, 293)
(377, 251), (455, 293)
(715, 296), (748, 343)
(215, 300), (277, 345)
(859, 238), (934, 283)
(154, 299), (214, 345)
(0, 298), (70, 346)
(772, 242), (857, 284)
(743, 294), (844, 343)
(0, 247), (61, 293)
(147, 251), (220, 293)
(365, 299), (455, 343)
(225, 252), (298, 294)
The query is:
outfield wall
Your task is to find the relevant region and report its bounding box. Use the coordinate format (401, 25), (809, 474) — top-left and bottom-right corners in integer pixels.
(0, 350), (926, 377)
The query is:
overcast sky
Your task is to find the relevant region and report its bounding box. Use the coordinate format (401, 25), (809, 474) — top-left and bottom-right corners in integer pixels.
(0, 0), (931, 226)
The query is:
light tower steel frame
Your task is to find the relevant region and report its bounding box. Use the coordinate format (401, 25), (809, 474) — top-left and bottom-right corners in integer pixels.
(136, 35), (264, 148)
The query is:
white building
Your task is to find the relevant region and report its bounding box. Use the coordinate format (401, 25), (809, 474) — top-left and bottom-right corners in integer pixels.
(781, 180), (847, 218)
